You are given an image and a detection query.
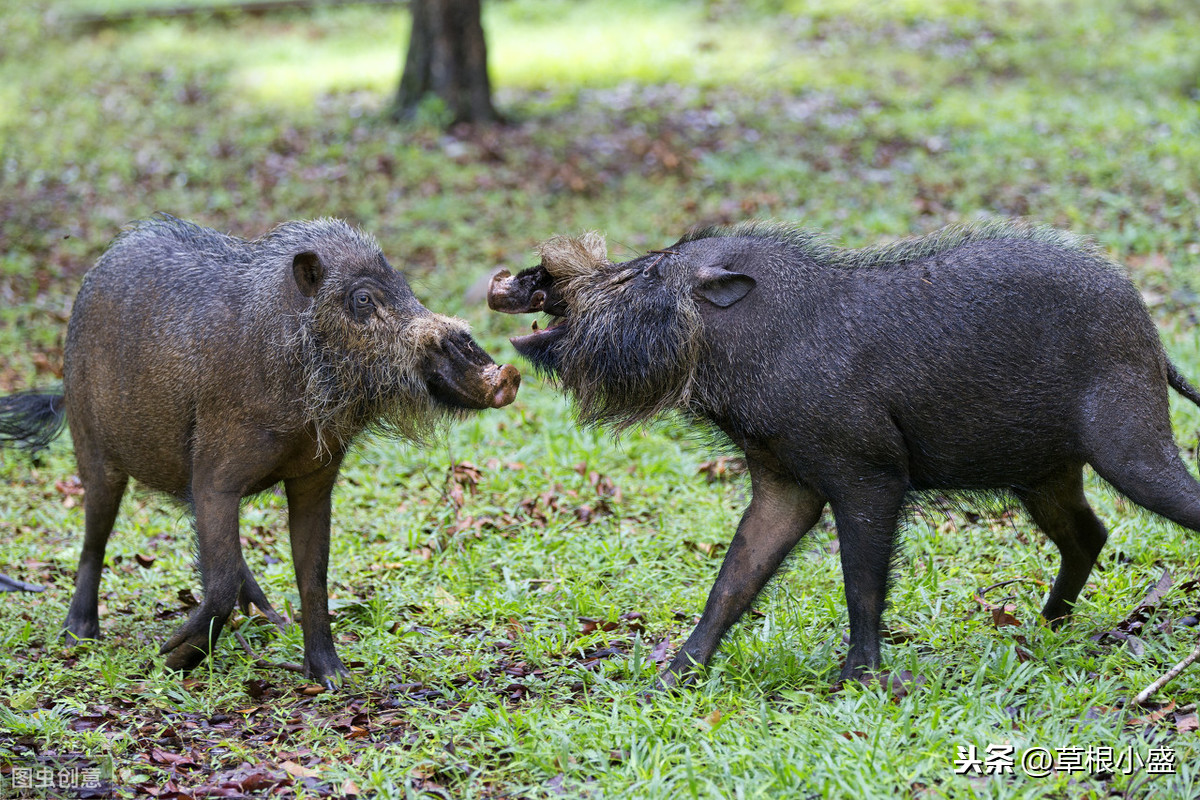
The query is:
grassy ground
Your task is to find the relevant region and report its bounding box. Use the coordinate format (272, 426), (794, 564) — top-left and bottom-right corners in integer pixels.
(2, 0), (1200, 797)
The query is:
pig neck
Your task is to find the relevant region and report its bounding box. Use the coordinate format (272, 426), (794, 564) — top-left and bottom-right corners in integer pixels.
(237, 262), (339, 443)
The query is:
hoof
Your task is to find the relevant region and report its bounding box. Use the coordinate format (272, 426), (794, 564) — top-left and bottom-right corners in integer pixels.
(160, 607), (230, 672)
(61, 617), (101, 644)
(306, 656), (351, 691)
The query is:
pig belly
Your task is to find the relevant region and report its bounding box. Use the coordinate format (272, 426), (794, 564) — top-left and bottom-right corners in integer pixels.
(899, 424), (1078, 490)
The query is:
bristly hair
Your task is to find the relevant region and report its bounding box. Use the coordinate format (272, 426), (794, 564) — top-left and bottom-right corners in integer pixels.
(835, 217), (1105, 270)
(533, 231), (707, 431)
(672, 220), (838, 265)
(289, 309), (463, 457)
(674, 217), (1108, 271)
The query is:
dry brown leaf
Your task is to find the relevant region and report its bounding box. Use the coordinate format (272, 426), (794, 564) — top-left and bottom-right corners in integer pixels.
(991, 607), (1023, 628)
(697, 456), (748, 482)
(686, 540), (725, 558)
(1127, 701), (1176, 727)
(280, 760), (321, 779)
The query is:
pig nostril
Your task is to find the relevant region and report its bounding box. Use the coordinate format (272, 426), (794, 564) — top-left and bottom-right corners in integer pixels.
(486, 270), (513, 311)
(491, 364), (521, 407)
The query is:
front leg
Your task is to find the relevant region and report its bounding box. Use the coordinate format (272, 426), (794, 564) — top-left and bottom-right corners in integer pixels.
(662, 463), (826, 688)
(827, 473), (908, 684)
(285, 458), (349, 688)
(160, 481), (244, 672)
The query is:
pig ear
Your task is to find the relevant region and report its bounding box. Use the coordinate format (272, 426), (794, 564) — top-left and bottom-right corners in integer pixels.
(693, 265), (756, 308)
(292, 251), (324, 298)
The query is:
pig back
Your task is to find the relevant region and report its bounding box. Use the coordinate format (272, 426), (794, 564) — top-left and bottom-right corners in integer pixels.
(697, 237), (1165, 488)
(63, 221), (292, 495)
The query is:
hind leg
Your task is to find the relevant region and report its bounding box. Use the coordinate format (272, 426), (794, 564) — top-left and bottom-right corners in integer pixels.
(235, 564), (287, 631)
(231, 548), (288, 632)
(63, 461), (128, 642)
(1, 574), (44, 592)
(1015, 465), (1108, 624)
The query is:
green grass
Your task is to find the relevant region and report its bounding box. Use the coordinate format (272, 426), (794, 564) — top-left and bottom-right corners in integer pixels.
(3, 0), (1200, 797)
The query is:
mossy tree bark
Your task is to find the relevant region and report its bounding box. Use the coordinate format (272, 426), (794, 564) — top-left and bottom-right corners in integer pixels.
(393, 0), (498, 125)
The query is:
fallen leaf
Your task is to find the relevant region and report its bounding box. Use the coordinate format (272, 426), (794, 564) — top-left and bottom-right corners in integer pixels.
(1128, 701), (1176, 727)
(237, 773), (274, 792)
(450, 461), (482, 493)
(280, 760), (321, 779)
(55, 476), (84, 496)
(150, 748), (198, 768)
(991, 607), (1023, 628)
(579, 617), (618, 635)
(686, 540), (725, 558)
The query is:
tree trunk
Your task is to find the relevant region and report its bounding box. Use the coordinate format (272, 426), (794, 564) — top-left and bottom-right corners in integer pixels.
(393, 0), (498, 125)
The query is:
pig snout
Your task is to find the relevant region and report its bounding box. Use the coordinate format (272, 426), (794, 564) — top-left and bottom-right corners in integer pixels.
(487, 266), (566, 316)
(487, 270), (525, 313)
(426, 331), (521, 410)
(483, 363), (521, 408)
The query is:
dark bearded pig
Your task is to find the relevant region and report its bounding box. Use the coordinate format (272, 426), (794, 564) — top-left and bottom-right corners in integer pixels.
(488, 220), (1200, 687)
(0, 216), (519, 687)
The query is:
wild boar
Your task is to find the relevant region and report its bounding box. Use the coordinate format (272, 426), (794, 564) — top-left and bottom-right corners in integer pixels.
(0, 215), (519, 686)
(488, 220), (1200, 686)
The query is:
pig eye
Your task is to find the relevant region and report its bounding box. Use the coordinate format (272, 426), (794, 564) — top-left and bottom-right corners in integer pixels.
(353, 290), (374, 310)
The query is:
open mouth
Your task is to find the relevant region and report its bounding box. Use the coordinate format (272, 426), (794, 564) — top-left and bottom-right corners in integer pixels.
(508, 313), (568, 350)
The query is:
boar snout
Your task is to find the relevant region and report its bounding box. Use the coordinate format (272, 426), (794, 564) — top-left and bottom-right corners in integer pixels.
(487, 266), (567, 316)
(426, 330), (521, 410)
(487, 269), (525, 313)
(483, 363), (521, 408)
